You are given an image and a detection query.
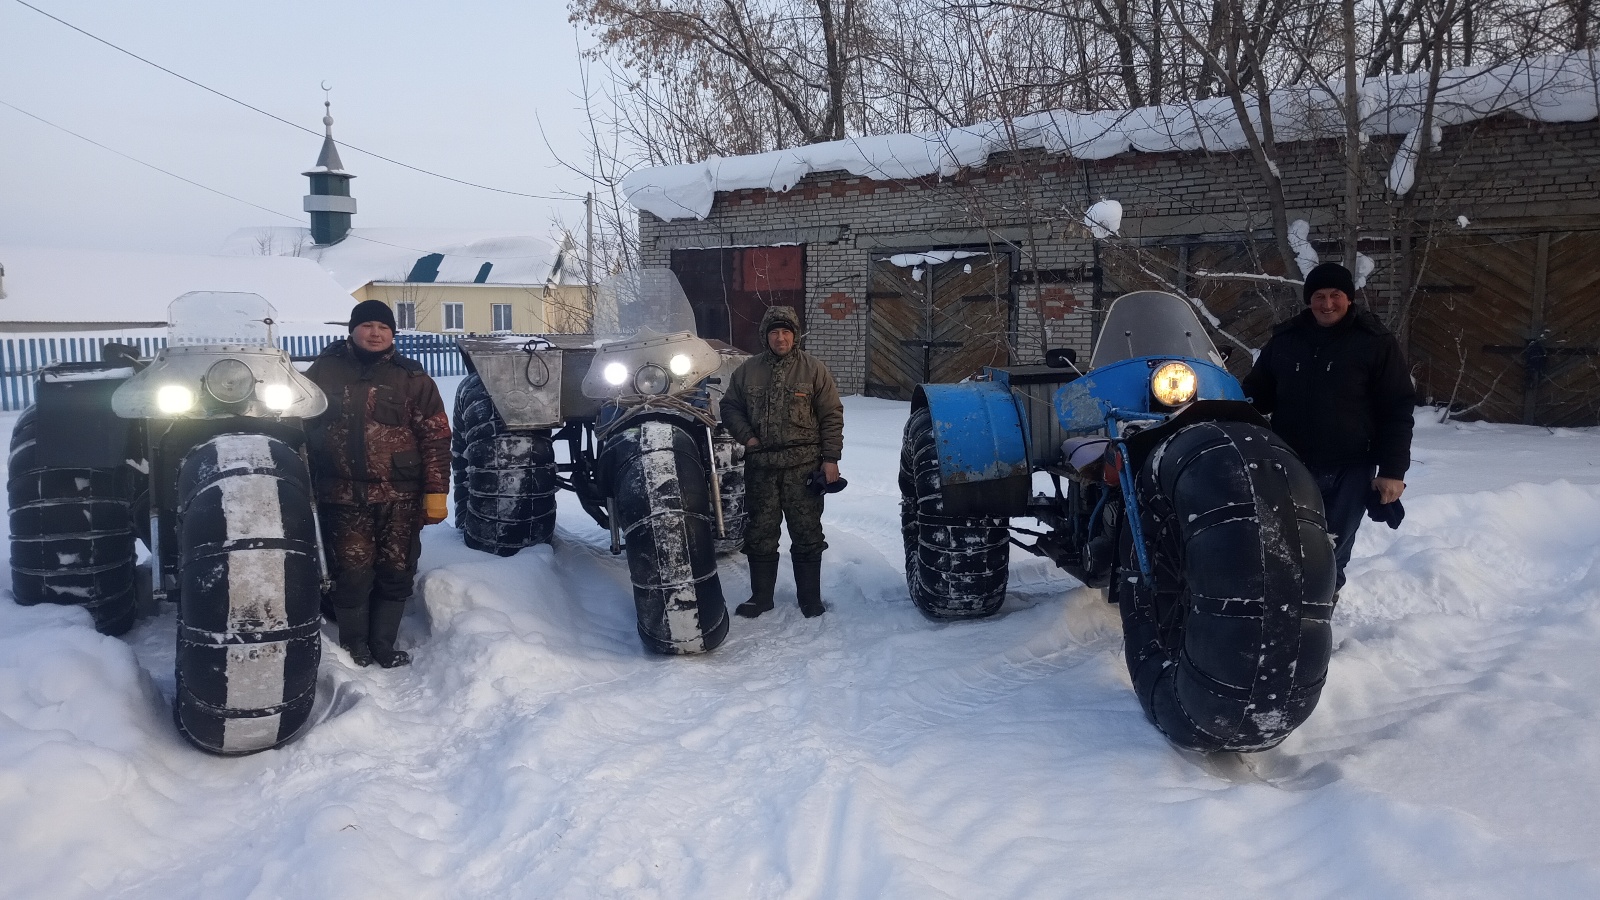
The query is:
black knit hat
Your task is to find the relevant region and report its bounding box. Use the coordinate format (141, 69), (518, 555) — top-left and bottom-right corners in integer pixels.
(1302, 262), (1356, 305)
(348, 299), (397, 332)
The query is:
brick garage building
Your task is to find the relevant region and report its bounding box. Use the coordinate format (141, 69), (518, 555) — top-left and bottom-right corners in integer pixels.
(631, 60), (1600, 424)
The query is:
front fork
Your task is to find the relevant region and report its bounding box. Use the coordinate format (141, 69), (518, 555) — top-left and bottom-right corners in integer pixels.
(1110, 439), (1153, 580)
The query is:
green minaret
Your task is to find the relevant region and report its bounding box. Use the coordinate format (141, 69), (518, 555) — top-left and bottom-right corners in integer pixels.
(303, 100), (356, 245)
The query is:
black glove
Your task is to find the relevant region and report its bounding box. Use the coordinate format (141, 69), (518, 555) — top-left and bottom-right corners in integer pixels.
(805, 469), (847, 495)
(1366, 491), (1404, 529)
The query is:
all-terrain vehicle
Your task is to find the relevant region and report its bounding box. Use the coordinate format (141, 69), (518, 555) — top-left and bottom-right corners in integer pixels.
(8, 292), (329, 755)
(901, 290), (1336, 752)
(452, 269), (748, 654)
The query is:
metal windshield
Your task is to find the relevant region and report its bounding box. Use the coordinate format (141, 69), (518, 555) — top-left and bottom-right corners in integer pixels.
(1089, 291), (1223, 369)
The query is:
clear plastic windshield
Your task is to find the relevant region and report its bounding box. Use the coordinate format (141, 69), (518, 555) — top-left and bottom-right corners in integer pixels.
(168, 291), (277, 347)
(589, 270), (698, 342)
(1089, 291), (1221, 369)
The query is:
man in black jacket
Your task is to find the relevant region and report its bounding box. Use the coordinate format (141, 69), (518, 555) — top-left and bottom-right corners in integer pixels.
(1242, 262), (1415, 592)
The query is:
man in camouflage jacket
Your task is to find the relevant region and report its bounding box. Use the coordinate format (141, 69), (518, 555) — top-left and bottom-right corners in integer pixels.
(306, 300), (451, 667)
(720, 305), (844, 618)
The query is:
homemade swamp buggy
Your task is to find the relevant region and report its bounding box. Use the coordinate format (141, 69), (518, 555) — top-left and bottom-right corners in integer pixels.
(901, 290), (1337, 752)
(9, 292), (329, 755)
(451, 269), (749, 655)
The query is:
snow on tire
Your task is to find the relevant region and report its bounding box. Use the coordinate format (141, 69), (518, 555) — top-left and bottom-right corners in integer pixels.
(899, 405), (1010, 619)
(1116, 420), (1336, 753)
(453, 374), (558, 556)
(173, 433), (321, 755)
(601, 418), (728, 654)
(710, 427), (747, 555)
(7, 405), (139, 635)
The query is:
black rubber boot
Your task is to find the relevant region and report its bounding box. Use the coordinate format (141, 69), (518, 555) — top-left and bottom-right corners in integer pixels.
(794, 555), (825, 618)
(335, 603), (373, 667)
(736, 555), (780, 618)
(368, 598), (412, 668)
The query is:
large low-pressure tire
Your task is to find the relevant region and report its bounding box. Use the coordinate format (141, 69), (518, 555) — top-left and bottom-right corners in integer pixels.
(602, 418), (728, 654)
(173, 433), (322, 755)
(1116, 420), (1336, 753)
(7, 405), (139, 636)
(453, 374), (558, 556)
(899, 405), (1010, 619)
(710, 427), (748, 556)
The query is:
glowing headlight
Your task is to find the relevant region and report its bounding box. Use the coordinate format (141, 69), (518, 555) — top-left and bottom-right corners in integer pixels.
(634, 364), (670, 395)
(204, 358), (256, 403)
(668, 354), (693, 376)
(603, 362), (630, 386)
(157, 384), (195, 414)
(261, 383), (295, 411)
(1151, 362), (1198, 406)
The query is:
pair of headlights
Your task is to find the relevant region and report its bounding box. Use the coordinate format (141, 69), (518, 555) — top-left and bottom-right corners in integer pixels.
(155, 359), (296, 413)
(1150, 361), (1198, 407)
(601, 353), (695, 395)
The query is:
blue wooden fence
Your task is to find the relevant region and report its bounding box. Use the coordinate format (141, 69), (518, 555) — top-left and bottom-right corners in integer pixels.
(0, 331), (471, 411)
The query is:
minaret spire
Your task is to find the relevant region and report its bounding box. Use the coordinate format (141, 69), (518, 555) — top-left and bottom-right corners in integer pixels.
(303, 88), (356, 245)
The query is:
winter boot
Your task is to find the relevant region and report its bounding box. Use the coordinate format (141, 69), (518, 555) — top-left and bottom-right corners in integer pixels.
(368, 598), (412, 668)
(736, 555), (780, 618)
(334, 603), (373, 667)
(794, 555), (825, 618)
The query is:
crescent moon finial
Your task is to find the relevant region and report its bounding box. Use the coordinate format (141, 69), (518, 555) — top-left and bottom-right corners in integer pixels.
(321, 80), (332, 93)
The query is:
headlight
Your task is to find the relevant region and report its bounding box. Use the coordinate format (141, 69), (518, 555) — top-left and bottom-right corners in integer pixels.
(157, 384), (195, 414)
(634, 364), (670, 395)
(204, 358), (256, 403)
(260, 383), (295, 411)
(604, 362), (629, 386)
(1150, 362), (1197, 406)
(668, 354), (693, 376)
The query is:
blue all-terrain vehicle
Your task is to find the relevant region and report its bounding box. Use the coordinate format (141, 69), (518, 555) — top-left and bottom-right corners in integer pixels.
(900, 290), (1336, 752)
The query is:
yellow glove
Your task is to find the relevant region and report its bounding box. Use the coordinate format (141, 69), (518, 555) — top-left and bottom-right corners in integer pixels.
(423, 493), (449, 525)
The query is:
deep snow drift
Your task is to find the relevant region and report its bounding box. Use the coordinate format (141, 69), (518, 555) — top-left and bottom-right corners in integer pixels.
(3, 387), (1599, 898)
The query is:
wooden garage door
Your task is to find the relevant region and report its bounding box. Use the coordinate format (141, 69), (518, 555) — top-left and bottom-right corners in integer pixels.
(864, 251), (1013, 400)
(1411, 231), (1600, 426)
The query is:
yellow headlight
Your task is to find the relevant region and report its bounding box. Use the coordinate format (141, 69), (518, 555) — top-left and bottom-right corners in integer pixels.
(1150, 362), (1197, 406)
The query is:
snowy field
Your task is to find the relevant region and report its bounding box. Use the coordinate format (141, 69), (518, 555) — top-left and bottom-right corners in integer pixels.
(3, 383), (1600, 899)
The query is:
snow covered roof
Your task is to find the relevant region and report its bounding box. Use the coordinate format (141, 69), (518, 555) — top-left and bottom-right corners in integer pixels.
(623, 52), (1600, 221)
(0, 245), (358, 327)
(222, 227), (575, 293)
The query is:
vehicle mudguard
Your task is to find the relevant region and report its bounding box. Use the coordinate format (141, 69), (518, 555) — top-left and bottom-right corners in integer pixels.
(912, 380), (1030, 518)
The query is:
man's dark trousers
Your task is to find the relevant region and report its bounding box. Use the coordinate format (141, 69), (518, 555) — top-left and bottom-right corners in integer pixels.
(1310, 463), (1375, 592)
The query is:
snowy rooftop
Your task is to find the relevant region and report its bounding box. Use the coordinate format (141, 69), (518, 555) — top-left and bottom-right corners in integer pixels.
(623, 52), (1600, 221)
(222, 227), (577, 293)
(0, 245), (359, 328)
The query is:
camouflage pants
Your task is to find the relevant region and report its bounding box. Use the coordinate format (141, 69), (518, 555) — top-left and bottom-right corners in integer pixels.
(319, 499), (423, 611)
(743, 463), (827, 563)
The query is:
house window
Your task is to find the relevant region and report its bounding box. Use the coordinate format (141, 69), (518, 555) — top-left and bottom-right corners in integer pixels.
(443, 302), (465, 332)
(395, 301), (417, 330)
(491, 303), (513, 332)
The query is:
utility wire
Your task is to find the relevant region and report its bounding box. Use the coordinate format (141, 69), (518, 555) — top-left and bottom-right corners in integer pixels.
(0, 98), (303, 223)
(12, 0), (572, 202)
(0, 98), (551, 263)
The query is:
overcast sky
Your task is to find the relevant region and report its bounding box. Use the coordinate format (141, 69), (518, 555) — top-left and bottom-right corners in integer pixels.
(1, 0), (599, 254)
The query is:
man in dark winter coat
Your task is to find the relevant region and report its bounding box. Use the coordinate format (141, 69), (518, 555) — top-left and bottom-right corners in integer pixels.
(306, 300), (451, 666)
(1242, 262), (1415, 591)
(720, 306), (845, 618)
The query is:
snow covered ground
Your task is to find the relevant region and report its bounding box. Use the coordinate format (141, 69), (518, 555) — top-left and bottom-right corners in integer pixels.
(3, 385), (1599, 898)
